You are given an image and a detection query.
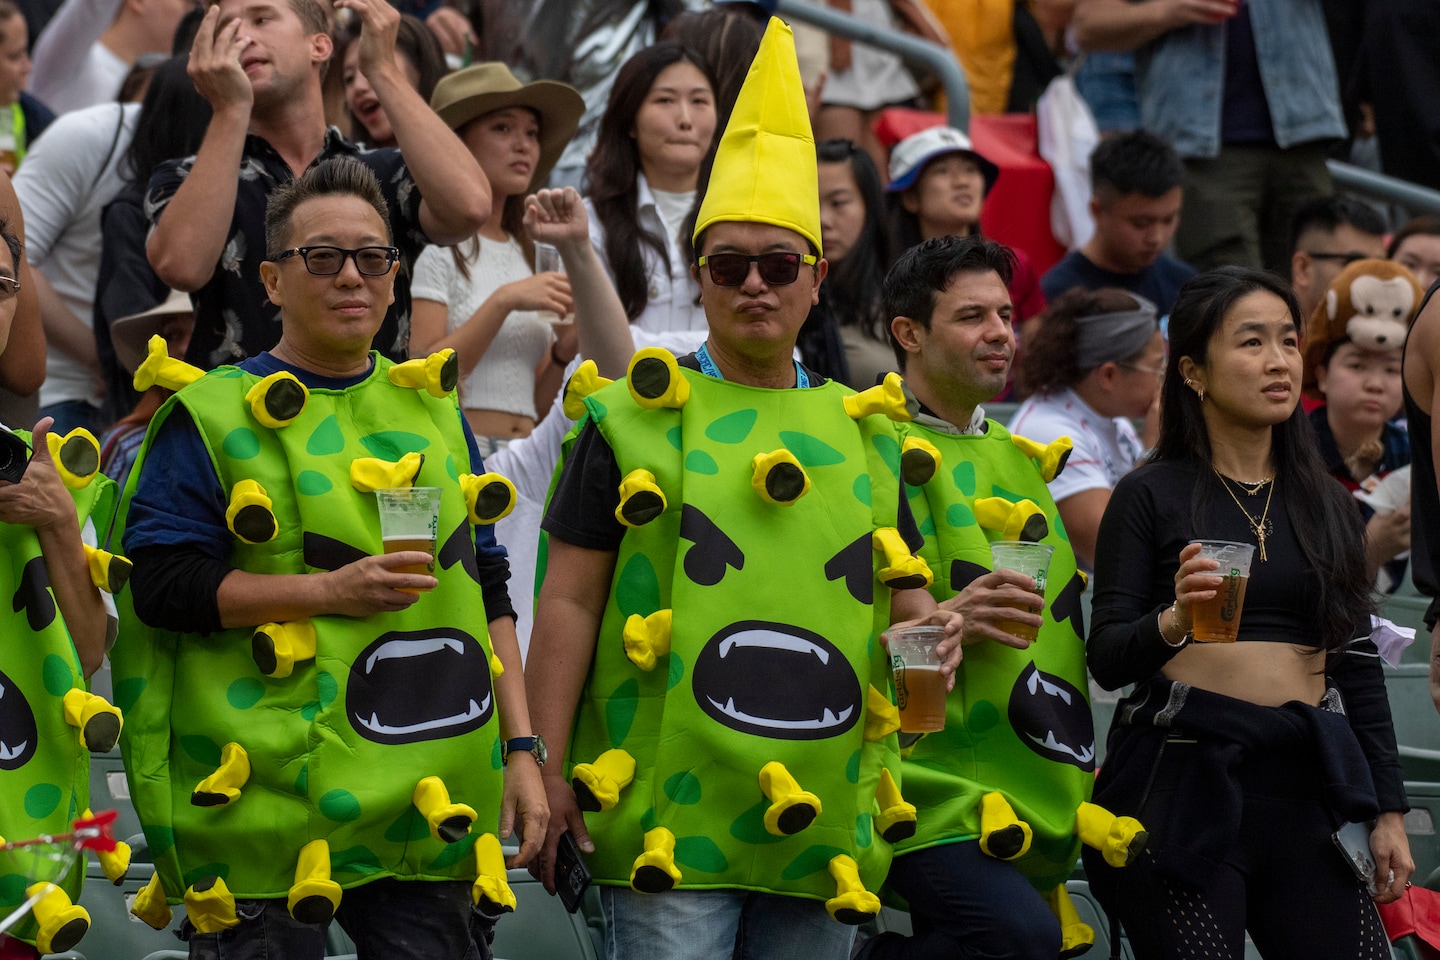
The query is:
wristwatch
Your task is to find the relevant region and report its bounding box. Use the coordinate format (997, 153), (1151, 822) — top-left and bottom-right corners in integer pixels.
(501, 735), (547, 767)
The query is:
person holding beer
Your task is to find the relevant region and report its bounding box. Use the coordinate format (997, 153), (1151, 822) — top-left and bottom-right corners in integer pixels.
(1086, 266), (1412, 958)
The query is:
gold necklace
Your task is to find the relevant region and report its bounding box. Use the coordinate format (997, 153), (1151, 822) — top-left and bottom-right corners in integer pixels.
(1215, 470), (1275, 561)
(1231, 476), (1271, 496)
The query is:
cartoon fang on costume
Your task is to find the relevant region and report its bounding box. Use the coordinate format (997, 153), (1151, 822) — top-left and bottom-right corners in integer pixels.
(111, 353), (510, 913)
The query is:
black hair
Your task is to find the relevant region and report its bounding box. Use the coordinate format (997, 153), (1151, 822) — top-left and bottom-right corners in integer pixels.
(265, 157), (390, 259)
(881, 235), (1014, 369)
(1289, 194), (1387, 256)
(0, 216), (20, 275)
(1017, 287), (1148, 395)
(121, 55), (213, 187)
(1155, 266), (1371, 653)
(817, 139), (893, 341)
(659, 7), (762, 134)
(1388, 215), (1440, 259)
(1089, 130), (1186, 199)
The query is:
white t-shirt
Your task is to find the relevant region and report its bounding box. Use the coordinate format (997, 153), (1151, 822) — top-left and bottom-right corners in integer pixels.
(1007, 387), (1144, 503)
(30, 0), (131, 116)
(410, 235), (551, 420)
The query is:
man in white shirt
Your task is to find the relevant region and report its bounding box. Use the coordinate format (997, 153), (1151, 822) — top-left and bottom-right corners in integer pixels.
(29, 0), (193, 114)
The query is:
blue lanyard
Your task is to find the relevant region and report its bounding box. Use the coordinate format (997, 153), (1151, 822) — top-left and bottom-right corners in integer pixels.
(695, 343), (809, 389)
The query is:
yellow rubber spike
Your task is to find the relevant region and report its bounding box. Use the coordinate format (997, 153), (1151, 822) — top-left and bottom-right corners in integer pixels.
(245, 371), (309, 428)
(413, 776), (477, 844)
(133, 334), (204, 392)
(28, 881), (90, 953)
(349, 451), (425, 493)
(759, 761), (822, 836)
(251, 620), (316, 679)
(627, 347), (690, 410)
(630, 827), (682, 893)
(899, 435), (942, 486)
(750, 449), (810, 505)
(472, 832), (517, 913)
(287, 839), (342, 924)
(1011, 433), (1074, 483)
(825, 855), (881, 925)
(83, 543), (132, 594)
(83, 809), (131, 883)
(842, 372), (917, 422)
(1046, 884), (1097, 959)
(1076, 801), (1147, 868)
(873, 527), (933, 590)
(978, 791), (1033, 861)
(488, 650), (504, 681)
(459, 471), (517, 524)
(974, 496), (1049, 543)
(226, 479), (278, 544)
(130, 871), (173, 929)
(46, 427), (100, 488)
(623, 609), (673, 671)
(563, 359), (613, 420)
(615, 469), (666, 527)
(864, 685), (900, 742)
(874, 768), (917, 843)
(62, 688), (122, 753)
(192, 742), (251, 807)
(388, 348), (460, 398)
(184, 876), (240, 933)
(572, 748), (637, 812)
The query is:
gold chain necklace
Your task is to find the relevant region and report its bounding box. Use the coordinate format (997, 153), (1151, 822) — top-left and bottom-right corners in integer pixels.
(1215, 469), (1275, 561)
(1231, 476), (1271, 496)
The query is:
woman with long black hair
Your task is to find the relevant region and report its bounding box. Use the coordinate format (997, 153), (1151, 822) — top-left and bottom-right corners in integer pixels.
(1086, 266), (1411, 957)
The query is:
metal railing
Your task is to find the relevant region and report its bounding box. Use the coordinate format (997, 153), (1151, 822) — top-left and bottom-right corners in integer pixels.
(1330, 161), (1440, 218)
(774, 0), (970, 132)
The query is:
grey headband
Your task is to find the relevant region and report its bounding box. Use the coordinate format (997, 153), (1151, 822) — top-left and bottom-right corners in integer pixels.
(1073, 296), (1160, 369)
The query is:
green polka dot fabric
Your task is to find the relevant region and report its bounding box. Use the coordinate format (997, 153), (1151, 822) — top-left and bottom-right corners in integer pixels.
(896, 421), (1092, 892)
(112, 358), (504, 902)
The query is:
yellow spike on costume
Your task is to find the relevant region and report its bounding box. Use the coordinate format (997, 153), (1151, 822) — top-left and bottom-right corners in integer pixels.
(1076, 801), (1147, 868)
(627, 348), (690, 410)
(1011, 433), (1073, 483)
(62, 688), (122, 753)
(874, 768), (917, 844)
(759, 761), (821, 836)
(978, 791), (1033, 861)
(472, 833), (517, 913)
(388, 348), (460, 397)
(226, 479), (278, 544)
(131, 871), (172, 929)
(134, 334), (204, 392)
(459, 471), (517, 524)
(824, 855), (880, 925)
(615, 469), (666, 527)
(843, 373), (917, 423)
(287, 839), (343, 924)
(184, 876), (240, 933)
(46, 427), (100, 488)
(413, 776), (477, 844)
(1046, 884), (1097, 958)
(751, 449), (810, 504)
(83, 542), (132, 594)
(974, 496), (1049, 543)
(251, 620), (316, 679)
(245, 371), (310, 428)
(564, 360), (613, 420)
(900, 435), (942, 486)
(349, 451), (425, 493)
(623, 609), (673, 671)
(572, 748), (637, 812)
(83, 809), (131, 883)
(489, 650), (504, 679)
(693, 17), (822, 254)
(27, 881), (90, 953)
(873, 527), (933, 590)
(192, 742), (251, 807)
(864, 685), (900, 741)
(631, 827), (682, 893)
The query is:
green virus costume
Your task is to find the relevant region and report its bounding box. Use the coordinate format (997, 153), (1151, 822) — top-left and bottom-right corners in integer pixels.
(547, 353), (927, 922)
(111, 345), (517, 931)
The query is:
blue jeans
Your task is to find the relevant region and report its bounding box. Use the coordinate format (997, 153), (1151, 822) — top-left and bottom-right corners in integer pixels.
(600, 885), (856, 960)
(37, 399), (104, 436)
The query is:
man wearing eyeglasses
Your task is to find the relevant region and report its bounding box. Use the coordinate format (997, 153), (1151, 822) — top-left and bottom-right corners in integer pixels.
(1288, 194), (1387, 323)
(116, 157), (545, 959)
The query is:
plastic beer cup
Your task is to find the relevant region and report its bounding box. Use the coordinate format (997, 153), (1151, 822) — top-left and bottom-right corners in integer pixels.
(375, 487), (441, 591)
(888, 626), (947, 733)
(1189, 539), (1255, 642)
(988, 541), (1054, 643)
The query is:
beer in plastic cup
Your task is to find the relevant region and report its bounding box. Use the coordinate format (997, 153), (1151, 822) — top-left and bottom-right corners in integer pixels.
(376, 487), (441, 592)
(888, 625), (947, 733)
(1189, 539), (1255, 642)
(534, 242), (573, 325)
(988, 541), (1053, 643)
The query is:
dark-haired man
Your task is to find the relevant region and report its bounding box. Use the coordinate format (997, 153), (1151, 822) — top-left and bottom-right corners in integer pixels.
(1289, 193), (1387, 322)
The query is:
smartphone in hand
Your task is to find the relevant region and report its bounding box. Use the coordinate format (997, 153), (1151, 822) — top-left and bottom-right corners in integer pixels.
(554, 830), (592, 914)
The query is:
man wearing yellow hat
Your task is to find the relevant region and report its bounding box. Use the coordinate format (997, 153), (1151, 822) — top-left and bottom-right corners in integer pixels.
(526, 17), (961, 959)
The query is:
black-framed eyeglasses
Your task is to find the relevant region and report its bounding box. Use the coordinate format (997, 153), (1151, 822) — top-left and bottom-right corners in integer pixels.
(275, 245), (400, 277)
(1305, 251), (1370, 267)
(697, 252), (818, 287)
(0, 276), (19, 301)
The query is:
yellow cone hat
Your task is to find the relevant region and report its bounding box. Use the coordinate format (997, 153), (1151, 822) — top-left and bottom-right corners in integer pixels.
(693, 17), (822, 256)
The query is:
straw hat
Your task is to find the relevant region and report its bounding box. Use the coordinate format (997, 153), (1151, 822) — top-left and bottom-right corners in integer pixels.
(430, 63), (585, 192)
(112, 289), (193, 375)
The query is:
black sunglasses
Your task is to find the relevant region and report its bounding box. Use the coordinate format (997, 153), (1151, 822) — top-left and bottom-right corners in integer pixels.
(276, 245), (400, 277)
(697, 252), (818, 287)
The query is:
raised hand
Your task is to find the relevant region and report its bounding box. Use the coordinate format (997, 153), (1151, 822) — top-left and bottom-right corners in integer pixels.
(524, 188), (590, 251)
(188, 6), (255, 114)
(333, 0), (401, 85)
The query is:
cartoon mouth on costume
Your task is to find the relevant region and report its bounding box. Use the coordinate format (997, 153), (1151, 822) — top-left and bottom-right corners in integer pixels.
(0, 667), (37, 770)
(1008, 662), (1096, 771)
(347, 629), (494, 745)
(692, 621), (862, 741)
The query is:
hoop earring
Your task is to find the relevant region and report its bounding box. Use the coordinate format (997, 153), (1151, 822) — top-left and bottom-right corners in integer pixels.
(1184, 377), (1204, 403)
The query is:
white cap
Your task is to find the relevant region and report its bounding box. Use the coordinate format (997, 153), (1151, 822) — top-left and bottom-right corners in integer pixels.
(886, 125), (999, 194)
